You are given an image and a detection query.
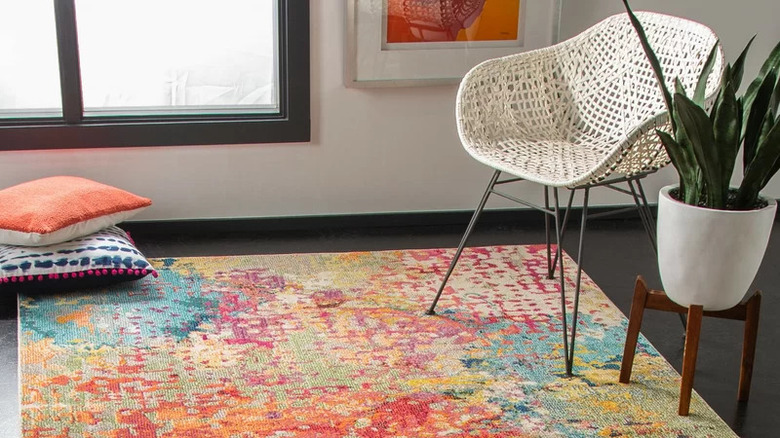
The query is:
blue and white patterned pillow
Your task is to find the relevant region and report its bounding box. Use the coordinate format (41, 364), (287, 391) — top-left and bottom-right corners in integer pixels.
(0, 225), (156, 292)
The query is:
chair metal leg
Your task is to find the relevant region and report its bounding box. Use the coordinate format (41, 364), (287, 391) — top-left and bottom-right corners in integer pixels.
(429, 174), (630, 376)
(550, 189), (576, 278)
(550, 187), (591, 376)
(427, 170), (501, 315)
(551, 188), (573, 373)
(635, 178), (656, 239)
(567, 187), (590, 375)
(628, 179), (657, 253)
(544, 187), (553, 279)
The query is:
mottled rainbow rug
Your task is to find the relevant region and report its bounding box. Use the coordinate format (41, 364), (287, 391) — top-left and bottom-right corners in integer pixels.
(19, 245), (736, 437)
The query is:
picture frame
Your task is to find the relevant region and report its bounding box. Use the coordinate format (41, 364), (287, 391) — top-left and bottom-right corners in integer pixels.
(345, 0), (562, 88)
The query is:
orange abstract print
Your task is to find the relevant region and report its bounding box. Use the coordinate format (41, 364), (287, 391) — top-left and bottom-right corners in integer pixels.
(386, 0), (521, 43)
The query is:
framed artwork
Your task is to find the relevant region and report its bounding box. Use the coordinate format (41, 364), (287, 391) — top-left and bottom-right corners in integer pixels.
(346, 0), (562, 87)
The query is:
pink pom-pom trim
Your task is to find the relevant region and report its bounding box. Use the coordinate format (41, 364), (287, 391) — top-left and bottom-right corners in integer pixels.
(124, 230), (136, 245)
(2, 267), (157, 285)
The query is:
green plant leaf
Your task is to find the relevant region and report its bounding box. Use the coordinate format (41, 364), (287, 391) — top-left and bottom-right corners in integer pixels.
(622, 1), (675, 130)
(758, 110), (779, 188)
(744, 70), (778, 170)
(730, 35), (756, 91)
(695, 168), (705, 202)
(670, 104), (703, 204)
(742, 40), (780, 138)
(675, 93), (723, 207)
(694, 42), (721, 106)
(738, 116), (780, 208)
(709, 64), (731, 124)
(657, 129), (698, 203)
(674, 78), (688, 98)
(736, 95), (745, 126)
(712, 78), (741, 188)
(758, 109), (777, 151)
(770, 74), (780, 117)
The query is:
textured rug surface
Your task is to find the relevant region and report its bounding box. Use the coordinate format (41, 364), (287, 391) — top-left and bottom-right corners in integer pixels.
(19, 245), (736, 437)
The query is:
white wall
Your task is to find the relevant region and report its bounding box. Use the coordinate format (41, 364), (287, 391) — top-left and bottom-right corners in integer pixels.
(1, 1), (778, 221)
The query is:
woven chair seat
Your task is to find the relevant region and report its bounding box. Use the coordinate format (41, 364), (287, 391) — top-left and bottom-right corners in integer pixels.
(456, 11), (723, 188)
(468, 132), (664, 187)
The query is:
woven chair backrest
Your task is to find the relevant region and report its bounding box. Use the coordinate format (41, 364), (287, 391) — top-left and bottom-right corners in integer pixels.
(468, 12), (722, 145)
(561, 12), (722, 144)
(454, 12), (723, 185)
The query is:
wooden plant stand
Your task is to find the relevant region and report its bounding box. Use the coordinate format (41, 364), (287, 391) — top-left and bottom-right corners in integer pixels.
(619, 276), (761, 416)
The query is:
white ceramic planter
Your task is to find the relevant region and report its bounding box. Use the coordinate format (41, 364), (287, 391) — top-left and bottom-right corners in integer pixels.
(657, 185), (777, 310)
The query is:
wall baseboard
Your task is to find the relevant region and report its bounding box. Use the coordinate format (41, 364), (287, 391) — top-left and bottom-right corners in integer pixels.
(122, 206), (652, 237)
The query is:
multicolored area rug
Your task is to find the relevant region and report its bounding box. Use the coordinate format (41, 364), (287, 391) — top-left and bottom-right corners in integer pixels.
(19, 245), (736, 437)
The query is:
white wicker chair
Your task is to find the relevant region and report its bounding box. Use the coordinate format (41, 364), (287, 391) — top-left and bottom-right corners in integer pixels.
(427, 12), (724, 375)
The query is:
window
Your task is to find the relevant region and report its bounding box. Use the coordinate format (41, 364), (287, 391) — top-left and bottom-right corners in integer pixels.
(0, 0), (309, 150)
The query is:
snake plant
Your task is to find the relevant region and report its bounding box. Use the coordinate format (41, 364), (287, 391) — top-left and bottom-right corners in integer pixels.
(623, 0), (780, 210)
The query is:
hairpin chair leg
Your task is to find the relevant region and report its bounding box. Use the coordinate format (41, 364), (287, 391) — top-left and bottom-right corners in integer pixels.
(552, 187), (591, 376)
(628, 179), (657, 254)
(544, 187), (553, 279)
(553, 188), (590, 376)
(567, 187), (590, 375)
(552, 188), (571, 371)
(548, 189), (576, 279)
(427, 170), (502, 315)
(635, 178), (656, 241)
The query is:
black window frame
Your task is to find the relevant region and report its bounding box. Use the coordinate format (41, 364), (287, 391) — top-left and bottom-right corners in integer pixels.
(0, 0), (310, 150)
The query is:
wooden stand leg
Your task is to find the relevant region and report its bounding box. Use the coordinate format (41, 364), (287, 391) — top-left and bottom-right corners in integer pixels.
(679, 305), (704, 416)
(620, 276), (650, 383)
(738, 291), (762, 401)
(620, 276), (762, 416)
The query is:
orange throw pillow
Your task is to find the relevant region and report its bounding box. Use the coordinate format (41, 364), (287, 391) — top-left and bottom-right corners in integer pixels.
(0, 176), (152, 246)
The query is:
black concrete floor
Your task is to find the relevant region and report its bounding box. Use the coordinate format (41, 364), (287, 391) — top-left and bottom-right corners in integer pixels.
(0, 216), (777, 437)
